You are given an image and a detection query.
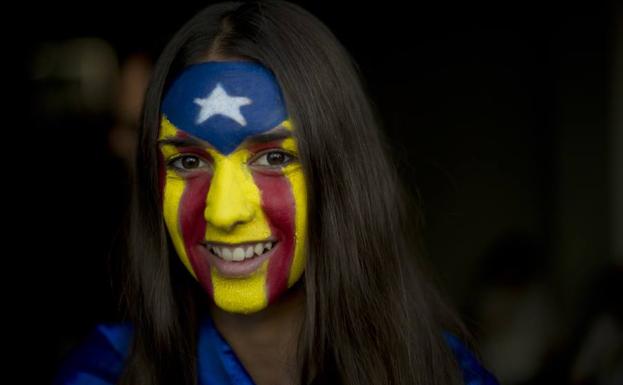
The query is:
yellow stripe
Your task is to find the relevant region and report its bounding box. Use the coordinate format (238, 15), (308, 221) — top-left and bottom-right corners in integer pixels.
(160, 117), (196, 279)
(206, 148), (271, 314)
(281, 120), (308, 287)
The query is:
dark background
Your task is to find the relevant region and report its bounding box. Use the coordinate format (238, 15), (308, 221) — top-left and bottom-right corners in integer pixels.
(14, 1), (622, 384)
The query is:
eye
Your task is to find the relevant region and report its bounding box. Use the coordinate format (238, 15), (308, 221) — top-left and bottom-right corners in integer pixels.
(168, 155), (209, 171)
(250, 150), (295, 168)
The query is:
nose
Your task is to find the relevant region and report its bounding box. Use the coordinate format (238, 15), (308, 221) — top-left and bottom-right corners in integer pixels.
(204, 158), (256, 232)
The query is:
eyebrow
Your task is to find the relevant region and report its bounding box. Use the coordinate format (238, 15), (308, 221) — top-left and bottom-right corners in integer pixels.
(157, 126), (292, 148)
(243, 127), (292, 145)
(157, 136), (209, 148)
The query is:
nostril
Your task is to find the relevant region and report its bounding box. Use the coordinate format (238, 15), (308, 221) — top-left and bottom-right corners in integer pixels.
(205, 212), (254, 231)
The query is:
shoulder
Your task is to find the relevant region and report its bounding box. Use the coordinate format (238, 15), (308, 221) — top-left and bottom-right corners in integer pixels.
(443, 332), (500, 385)
(53, 323), (133, 385)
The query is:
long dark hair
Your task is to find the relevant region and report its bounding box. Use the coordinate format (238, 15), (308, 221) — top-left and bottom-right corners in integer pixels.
(120, 1), (467, 384)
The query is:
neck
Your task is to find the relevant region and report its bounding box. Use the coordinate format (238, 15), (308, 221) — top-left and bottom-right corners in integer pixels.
(208, 285), (306, 385)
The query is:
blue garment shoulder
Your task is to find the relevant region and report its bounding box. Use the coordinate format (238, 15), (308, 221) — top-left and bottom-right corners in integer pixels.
(53, 322), (498, 385)
(443, 332), (499, 385)
(53, 323), (132, 385)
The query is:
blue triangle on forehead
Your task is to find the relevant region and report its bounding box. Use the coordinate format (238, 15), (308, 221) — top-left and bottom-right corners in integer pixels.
(161, 61), (288, 154)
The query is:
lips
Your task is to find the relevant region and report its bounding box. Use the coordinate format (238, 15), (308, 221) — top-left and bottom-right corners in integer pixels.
(195, 240), (279, 278)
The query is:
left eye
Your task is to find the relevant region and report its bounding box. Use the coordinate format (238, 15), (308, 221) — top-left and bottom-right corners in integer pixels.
(250, 151), (294, 167)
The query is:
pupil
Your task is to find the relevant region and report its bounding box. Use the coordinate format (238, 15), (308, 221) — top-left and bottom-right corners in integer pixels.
(182, 156), (199, 169)
(267, 152), (286, 165)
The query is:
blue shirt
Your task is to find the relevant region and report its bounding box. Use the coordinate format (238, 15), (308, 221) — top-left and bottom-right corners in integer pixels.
(53, 315), (498, 385)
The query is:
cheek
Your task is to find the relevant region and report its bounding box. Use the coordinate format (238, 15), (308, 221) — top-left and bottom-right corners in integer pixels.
(252, 172), (297, 304)
(253, 173), (295, 232)
(178, 175), (212, 247)
(162, 171), (213, 292)
(178, 174), (214, 295)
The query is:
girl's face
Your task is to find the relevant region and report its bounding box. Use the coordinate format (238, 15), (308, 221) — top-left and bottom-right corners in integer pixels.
(157, 61), (307, 314)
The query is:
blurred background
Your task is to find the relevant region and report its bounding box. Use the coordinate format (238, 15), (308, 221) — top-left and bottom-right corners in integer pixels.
(16, 1), (622, 384)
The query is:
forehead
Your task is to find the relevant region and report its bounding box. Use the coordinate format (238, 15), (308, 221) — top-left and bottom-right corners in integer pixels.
(161, 61), (288, 155)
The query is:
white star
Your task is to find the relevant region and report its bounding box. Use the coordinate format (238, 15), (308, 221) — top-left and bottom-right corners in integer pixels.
(193, 83), (253, 126)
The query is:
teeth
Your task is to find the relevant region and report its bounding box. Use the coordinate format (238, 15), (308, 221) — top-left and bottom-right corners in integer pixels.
(209, 241), (275, 261)
(232, 247), (245, 261)
(221, 248), (233, 261)
(254, 243), (264, 255)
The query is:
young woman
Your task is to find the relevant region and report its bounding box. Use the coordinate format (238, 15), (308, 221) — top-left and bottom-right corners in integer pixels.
(54, 1), (499, 384)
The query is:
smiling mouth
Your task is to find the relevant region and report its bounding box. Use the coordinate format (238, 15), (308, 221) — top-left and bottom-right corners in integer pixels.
(204, 240), (277, 262)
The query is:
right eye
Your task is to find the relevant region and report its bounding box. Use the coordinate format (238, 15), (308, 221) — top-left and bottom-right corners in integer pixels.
(168, 155), (209, 171)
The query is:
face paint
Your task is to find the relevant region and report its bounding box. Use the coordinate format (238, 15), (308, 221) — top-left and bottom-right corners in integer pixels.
(158, 61), (307, 314)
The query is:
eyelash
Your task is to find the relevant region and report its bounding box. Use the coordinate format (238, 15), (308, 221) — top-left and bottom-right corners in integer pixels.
(250, 150), (295, 168)
(167, 155), (209, 172)
(167, 150), (296, 172)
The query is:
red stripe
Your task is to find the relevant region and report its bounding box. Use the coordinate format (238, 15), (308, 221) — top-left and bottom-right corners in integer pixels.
(252, 171), (296, 304)
(179, 173), (213, 297)
(176, 131), (189, 138)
